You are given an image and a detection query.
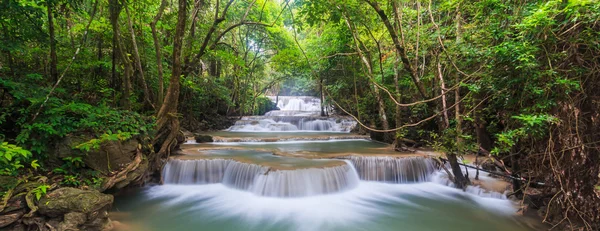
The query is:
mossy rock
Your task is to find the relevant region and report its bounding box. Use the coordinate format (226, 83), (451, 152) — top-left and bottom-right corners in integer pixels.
(53, 135), (141, 174)
(194, 135), (214, 143)
(38, 188), (113, 218)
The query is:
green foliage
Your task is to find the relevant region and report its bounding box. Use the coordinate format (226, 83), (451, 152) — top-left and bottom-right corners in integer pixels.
(31, 184), (50, 200)
(0, 142), (34, 176)
(61, 174), (81, 187)
(53, 156), (85, 176)
(8, 98), (154, 157)
(254, 96), (276, 115)
(491, 114), (558, 155)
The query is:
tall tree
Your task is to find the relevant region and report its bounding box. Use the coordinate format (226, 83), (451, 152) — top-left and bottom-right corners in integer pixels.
(47, 0), (58, 82)
(154, 0), (187, 159)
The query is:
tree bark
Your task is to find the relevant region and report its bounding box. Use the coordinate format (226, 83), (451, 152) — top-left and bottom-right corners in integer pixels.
(342, 10), (390, 140)
(154, 0), (187, 161)
(320, 75), (326, 116)
(437, 56), (450, 128)
(109, 0), (132, 110)
(447, 153), (469, 189)
(123, 0), (154, 110)
(151, 0), (167, 108)
(47, 1), (58, 82)
(364, 0), (428, 99)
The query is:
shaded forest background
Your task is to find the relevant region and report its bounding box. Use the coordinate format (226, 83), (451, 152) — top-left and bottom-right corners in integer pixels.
(0, 0), (599, 229)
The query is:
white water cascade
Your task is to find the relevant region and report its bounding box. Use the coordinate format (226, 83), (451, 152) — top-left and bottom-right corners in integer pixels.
(227, 96), (357, 132)
(162, 156), (445, 197)
(344, 156), (438, 183)
(162, 159), (360, 197)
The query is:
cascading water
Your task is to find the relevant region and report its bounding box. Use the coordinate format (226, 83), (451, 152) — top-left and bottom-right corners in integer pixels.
(162, 158), (360, 197)
(251, 163), (359, 197)
(119, 101), (533, 231)
(162, 159), (231, 184)
(344, 156), (438, 183)
(227, 96), (357, 132)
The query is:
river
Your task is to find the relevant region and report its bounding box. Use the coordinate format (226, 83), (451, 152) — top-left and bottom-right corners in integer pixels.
(112, 96), (541, 231)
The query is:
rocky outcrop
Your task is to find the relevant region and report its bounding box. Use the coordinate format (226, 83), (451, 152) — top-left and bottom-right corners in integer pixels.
(1, 187), (114, 231)
(54, 135), (142, 174)
(37, 187), (113, 230)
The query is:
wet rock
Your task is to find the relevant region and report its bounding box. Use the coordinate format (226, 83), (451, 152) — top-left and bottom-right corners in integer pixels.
(0, 210), (24, 228)
(53, 135), (141, 174)
(38, 188), (113, 218)
(58, 212), (87, 230)
(33, 188), (113, 231)
(195, 135), (214, 143)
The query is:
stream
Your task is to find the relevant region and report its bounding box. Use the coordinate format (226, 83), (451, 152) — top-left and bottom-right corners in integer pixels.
(113, 96), (541, 231)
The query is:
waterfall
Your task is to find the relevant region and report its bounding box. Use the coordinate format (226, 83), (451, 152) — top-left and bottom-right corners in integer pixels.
(344, 156), (438, 183)
(227, 115), (356, 132)
(251, 163), (359, 197)
(226, 96), (357, 132)
(162, 159), (230, 184)
(162, 158), (360, 197)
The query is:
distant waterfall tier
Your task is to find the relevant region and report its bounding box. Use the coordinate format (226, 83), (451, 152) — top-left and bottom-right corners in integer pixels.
(227, 116), (356, 132)
(267, 96), (322, 112)
(343, 156), (439, 183)
(162, 159), (360, 197)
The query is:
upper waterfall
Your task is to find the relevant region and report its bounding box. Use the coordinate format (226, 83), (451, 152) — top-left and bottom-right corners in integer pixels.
(268, 96), (322, 112)
(226, 96), (357, 132)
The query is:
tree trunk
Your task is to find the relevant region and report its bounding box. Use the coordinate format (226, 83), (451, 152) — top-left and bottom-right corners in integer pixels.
(95, 35), (103, 80)
(109, 0), (132, 110)
(154, 0), (187, 161)
(320, 75), (326, 116)
(47, 1), (58, 82)
(447, 153), (468, 189)
(436, 56), (450, 128)
(450, 7), (469, 189)
(342, 10), (390, 141)
(364, 0), (428, 99)
(151, 0), (167, 108)
(123, 0), (154, 110)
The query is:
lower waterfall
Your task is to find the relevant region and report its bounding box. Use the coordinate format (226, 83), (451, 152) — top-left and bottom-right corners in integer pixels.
(162, 159), (360, 197)
(344, 156), (438, 183)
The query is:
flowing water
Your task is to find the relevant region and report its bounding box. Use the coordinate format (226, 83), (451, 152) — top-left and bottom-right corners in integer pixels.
(113, 96), (541, 231)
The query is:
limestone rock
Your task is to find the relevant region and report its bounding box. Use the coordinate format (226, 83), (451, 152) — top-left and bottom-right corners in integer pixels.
(38, 188), (113, 218)
(54, 135), (141, 174)
(57, 212), (87, 230)
(85, 139), (140, 174)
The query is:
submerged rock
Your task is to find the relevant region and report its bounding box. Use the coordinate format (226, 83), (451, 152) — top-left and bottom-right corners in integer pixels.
(195, 135), (214, 143)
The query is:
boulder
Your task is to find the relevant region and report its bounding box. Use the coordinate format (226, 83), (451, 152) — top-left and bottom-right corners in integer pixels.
(36, 188), (113, 230)
(57, 212), (87, 230)
(85, 139), (140, 174)
(194, 135), (214, 143)
(54, 135), (140, 174)
(38, 188), (113, 218)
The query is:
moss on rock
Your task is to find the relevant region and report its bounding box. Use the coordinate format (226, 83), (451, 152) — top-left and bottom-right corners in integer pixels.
(38, 188), (113, 218)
